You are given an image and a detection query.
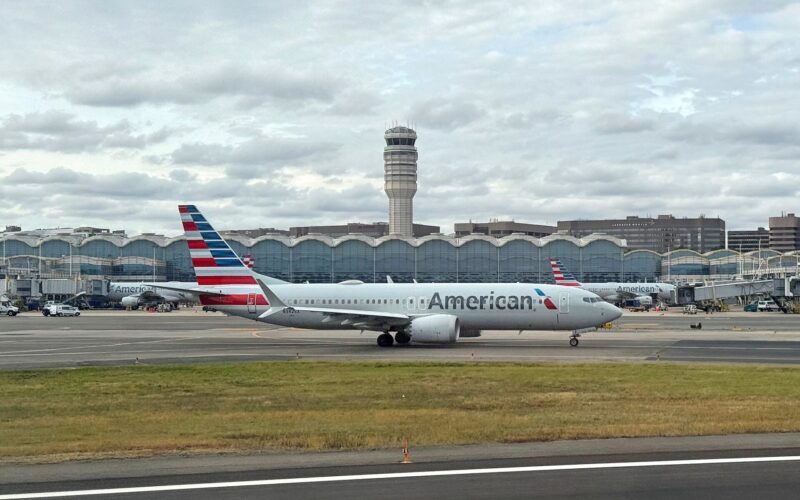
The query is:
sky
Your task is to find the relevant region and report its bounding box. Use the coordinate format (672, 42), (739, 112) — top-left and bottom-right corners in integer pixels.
(0, 0), (798, 236)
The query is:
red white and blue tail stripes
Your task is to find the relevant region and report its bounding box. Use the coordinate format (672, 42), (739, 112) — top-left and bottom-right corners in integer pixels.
(549, 258), (582, 287)
(179, 204), (257, 286)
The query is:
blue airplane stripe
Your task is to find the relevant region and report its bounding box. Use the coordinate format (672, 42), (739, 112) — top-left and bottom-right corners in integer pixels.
(200, 231), (220, 240)
(185, 205), (198, 212)
(210, 250), (236, 258)
(214, 259), (244, 267)
(191, 214), (208, 222)
(195, 222), (213, 231)
(205, 241), (229, 249)
(535, 288), (546, 296)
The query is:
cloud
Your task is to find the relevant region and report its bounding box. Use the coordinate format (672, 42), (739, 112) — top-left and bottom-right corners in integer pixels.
(408, 98), (485, 130)
(0, 1), (799, 234)
(61, 63), (342, 108)
(0, 111), (170, 153)
(167, 135), (339, 178)
(593, 112), (655, 135)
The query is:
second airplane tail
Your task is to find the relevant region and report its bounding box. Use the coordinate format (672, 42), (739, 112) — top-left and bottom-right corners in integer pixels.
(549, 258), (582, 287)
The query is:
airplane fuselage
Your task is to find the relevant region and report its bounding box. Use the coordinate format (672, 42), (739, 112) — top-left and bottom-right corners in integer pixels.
(200, 282), (620, 331)
(108, 282), (197, 303)
(580, 283), (675, 303)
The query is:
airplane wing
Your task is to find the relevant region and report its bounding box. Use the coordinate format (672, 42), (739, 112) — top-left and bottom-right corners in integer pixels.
(615, 290), (638, 300)
(255, 279), (411, 330)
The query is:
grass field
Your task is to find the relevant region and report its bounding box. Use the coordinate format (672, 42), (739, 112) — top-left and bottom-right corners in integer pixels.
(2, 361), (800, 462)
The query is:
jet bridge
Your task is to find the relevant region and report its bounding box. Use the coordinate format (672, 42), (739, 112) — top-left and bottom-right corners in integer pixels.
(691, 280), (776, 302)
(680, 277), (799, 311)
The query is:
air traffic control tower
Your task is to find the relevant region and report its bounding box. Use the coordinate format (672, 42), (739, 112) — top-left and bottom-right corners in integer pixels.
(384, 126), (418, 237)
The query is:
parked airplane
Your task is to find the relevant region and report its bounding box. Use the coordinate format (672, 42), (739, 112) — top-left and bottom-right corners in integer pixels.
(549, 258), (676, 305)
(108, 282), (198, 308)
(159, 205), (622, 347)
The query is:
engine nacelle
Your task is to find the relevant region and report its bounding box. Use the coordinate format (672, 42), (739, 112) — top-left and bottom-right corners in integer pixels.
(407, 314), (460, 344)
(121, 296), (140, 308)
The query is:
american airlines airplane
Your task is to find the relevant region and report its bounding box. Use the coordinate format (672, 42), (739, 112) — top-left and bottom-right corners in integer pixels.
(108, 255), (256, 308)
(159, 205), (622, 347)
(107, 282), (199, 308)
(549, 258), (676, 305)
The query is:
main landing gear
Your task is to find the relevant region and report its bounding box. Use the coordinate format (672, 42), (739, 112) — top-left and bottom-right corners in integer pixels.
(377, 331), (411, 347)
(569, 333), (580, 347)
(377, 332), (394, 347)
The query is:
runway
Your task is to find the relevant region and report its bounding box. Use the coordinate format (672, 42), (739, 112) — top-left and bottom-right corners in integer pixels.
(2, 310), (800, 369)
(2, 435), (800, 499)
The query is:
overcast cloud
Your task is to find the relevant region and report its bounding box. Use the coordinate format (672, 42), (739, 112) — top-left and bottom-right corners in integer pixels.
(0, 0), (798, 235)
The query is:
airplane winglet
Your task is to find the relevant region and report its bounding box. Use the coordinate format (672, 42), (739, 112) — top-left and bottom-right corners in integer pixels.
(256, 278), (286, 309)
(386, 275), (394, 284)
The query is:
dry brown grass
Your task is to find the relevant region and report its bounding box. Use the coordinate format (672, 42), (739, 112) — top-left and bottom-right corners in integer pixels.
(1, 361), (800, 462)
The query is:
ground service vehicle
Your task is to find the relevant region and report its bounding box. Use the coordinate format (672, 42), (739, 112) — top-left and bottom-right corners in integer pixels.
(43, 304), (81, 317)
(757, 300), (779, 312)
(0, 300), (19, 316)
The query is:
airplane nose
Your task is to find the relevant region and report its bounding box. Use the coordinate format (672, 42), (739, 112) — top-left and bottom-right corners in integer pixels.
(606, 303), (623, 321)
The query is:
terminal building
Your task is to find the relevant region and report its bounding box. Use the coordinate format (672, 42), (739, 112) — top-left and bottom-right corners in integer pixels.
(3, 231), (799, 302)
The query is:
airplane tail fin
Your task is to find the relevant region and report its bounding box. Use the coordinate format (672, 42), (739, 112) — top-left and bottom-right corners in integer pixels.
(178, 204), (287, 286)
(549, 258), (582, 287)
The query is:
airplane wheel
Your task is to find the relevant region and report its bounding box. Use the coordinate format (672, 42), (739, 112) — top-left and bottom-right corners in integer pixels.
(377, 333), (394, 347)
(569, 337), (579, 347)
(395, 332), (411, 344)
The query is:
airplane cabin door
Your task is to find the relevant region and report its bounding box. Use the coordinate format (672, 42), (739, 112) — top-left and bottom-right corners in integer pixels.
(247, 293), (257, 314)
(559, 293), (570, 313)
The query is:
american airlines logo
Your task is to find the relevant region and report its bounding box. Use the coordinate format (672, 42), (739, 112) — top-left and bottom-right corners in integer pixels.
(618, 285), (657, 294)
(113, 285), (152, 294)
(428, 290), (557, 311)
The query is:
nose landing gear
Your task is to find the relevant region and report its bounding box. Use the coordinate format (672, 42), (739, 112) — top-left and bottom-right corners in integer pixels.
(569, 333), (580, 347)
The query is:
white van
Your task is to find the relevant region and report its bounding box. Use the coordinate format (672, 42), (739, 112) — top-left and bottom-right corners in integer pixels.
(48, 304), (80, 317)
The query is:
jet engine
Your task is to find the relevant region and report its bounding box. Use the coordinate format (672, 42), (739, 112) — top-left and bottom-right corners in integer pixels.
(406, 314), (460, 344)
(121, 296), (141, 308)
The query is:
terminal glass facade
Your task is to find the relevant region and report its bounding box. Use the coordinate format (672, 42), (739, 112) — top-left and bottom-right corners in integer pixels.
(2, 234), (798, 284)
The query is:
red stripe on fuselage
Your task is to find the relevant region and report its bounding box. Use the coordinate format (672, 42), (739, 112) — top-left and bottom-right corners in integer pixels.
(544, 297), (559, 310)
(200, 294), (269, 306)
(196, 276), (258, 285)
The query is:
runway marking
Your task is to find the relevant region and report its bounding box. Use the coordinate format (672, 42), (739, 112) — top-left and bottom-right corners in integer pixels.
(0, 337), (205, 356)
(2, 455), (799, 498)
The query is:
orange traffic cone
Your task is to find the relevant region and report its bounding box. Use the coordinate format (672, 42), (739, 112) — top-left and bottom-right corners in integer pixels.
(401, 438), (412, 464)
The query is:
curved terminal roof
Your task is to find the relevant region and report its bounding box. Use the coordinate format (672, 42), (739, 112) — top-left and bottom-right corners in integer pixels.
(2, 232), (798, 259)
